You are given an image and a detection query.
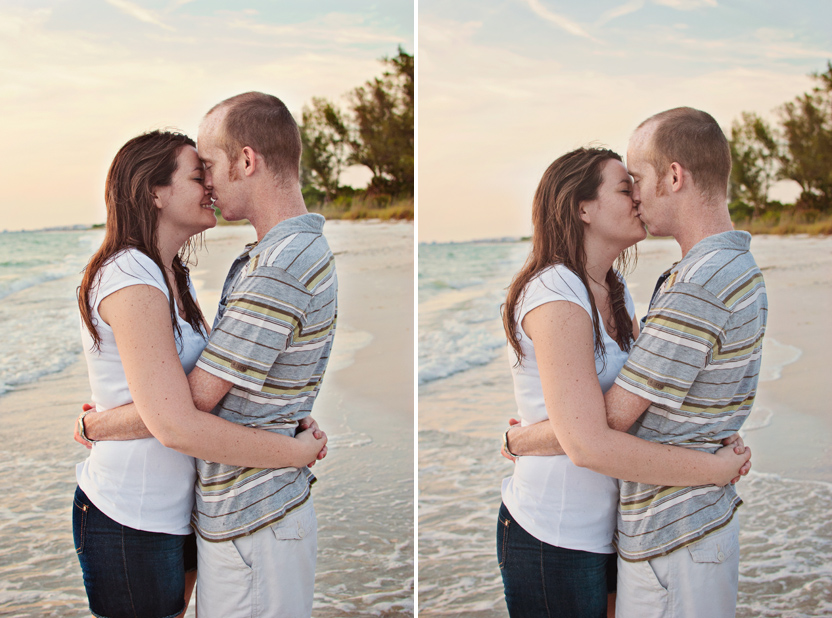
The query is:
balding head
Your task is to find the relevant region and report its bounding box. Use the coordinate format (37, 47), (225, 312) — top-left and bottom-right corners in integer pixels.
(633, 107), (731, 202)
(204, 92), (302, 182)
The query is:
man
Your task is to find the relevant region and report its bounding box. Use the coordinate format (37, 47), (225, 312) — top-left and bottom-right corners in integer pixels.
(78, 92), (337, 617)
(504, 107), (767, 617)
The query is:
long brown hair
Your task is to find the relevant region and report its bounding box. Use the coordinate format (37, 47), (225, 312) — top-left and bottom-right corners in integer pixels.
(503, 147), (636, 365)
(78, 131), (206, 351)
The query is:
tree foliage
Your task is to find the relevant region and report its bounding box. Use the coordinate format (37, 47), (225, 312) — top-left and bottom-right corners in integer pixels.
(777, 61), (832, 211)
(299, 47), (414, 205)
(349, 47), (414, 196)
(300, 98), (350, 203)
(729, 112), (778, 217)
(731, 62), (832, 217)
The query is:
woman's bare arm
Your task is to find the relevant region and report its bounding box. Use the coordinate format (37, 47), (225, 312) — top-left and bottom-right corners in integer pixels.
(91, 284), (325, 469)
(519, 300), (749, 487)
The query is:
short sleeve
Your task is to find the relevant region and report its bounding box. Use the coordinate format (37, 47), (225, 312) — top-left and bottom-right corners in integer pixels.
(92, 250), (168, 314)
(517, 266), (592, 338)
(614, 281), (730, 409)
(623, 279), (635, 319)
(196, 266), (312, 391)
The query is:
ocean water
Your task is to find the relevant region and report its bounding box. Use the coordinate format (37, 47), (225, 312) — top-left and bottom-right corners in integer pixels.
(418, 240), (832, 617)
(0, 229), (104, 396)
(0, 225), (413, 617)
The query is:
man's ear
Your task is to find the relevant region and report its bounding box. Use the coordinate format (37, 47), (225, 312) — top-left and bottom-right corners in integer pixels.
(241, 147), (257, 177)
(669, 162), (686, 193)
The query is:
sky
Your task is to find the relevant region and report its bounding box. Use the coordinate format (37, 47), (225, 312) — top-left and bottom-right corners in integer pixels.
(418, 0), (832, 243)
(0, 0), (413, 231)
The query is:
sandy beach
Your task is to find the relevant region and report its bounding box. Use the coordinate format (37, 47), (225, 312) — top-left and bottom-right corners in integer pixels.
(418, 234), (832, 617)
(0, 220), (414, 616)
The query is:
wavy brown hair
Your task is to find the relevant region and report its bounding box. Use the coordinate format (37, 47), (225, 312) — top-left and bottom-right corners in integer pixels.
(78, 131), (206, 351)
(503, 147), (636, 365)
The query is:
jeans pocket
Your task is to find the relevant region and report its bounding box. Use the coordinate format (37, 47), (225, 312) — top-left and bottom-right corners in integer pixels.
(72, 489), (89, 555)
(497, 507), (511, 570)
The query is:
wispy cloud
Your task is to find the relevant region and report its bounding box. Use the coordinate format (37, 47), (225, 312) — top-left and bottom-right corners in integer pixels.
(654, 0), (718, 10)
(222, 13), (404, 46)
(164, 0), (197, 13)
(598, 0), (645, 26)
(523, 0), (600, 42)
(105, 0), (174, 31)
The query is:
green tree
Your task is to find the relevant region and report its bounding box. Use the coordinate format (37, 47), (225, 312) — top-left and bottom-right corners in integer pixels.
(300, 97), (350, 204)
(349, 47), (414, 196)
(778, 61), (832, 212)
(729, 112), (779, 217)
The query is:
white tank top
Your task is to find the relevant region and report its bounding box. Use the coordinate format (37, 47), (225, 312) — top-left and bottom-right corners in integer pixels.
(501, 264), (634, 554)
(76, 248), (207, 535)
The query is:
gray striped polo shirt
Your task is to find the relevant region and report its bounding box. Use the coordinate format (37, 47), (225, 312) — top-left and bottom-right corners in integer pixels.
(613, 231), (767, 562)
(193, 213), (337, 542)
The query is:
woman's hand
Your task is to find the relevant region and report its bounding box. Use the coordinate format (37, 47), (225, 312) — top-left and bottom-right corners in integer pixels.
(714, 444), (752, 487)
(296, 427), (328, 468)
(298, 416), (328, 467)
(722, 433), (752, 483)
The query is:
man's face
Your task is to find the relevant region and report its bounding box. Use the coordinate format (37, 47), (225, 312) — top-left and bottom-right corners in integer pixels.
(198, 111), (245, 221)
(627, 128), (671, 237)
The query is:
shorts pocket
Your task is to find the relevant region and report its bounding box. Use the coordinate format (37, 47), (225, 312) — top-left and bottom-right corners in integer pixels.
(72, 489), (90, 555)
(497, 506), (511, 570)
(271, 503), (316, 541)
(687, 521), (739, 565)
(617, 556), (669, 618)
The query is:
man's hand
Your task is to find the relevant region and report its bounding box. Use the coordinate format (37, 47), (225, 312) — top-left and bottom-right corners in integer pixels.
(722, 433), (752, 484)
(74, 403), (95, 449)
(500, 418), (521, 463)
(298, 416), (328, 467)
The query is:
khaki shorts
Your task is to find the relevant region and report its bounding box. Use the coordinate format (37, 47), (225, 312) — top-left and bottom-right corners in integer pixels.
(616, 516), (740, 618)
(196, 500), (317, 618)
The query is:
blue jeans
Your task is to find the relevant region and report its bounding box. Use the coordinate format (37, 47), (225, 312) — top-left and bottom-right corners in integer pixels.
(497, 502), (615, 618)
(73, 486), (196, 618)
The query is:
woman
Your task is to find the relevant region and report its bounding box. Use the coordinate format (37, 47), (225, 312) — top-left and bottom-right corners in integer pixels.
(74, 131), (325, 618)
(497, 147), (749, 618)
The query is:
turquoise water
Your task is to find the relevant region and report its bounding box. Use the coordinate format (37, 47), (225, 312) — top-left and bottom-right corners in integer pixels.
(0, 229), (104, 396)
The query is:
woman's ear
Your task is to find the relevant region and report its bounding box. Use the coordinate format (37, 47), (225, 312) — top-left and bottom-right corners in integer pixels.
(151, 188), (165, 210)
(578, 200), (592, 225)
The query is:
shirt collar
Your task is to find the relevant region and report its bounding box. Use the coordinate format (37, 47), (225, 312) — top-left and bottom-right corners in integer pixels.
(248, 213), (325, 260)
(677, 230), (751, 268)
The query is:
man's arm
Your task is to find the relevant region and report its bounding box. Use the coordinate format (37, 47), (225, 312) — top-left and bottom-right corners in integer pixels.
(504, 312), (645, 457)
(77, 366), (231, 443)
(77, 365), (327, 462)
(510, 299), (750, 487)
(504, 383), (648, 457)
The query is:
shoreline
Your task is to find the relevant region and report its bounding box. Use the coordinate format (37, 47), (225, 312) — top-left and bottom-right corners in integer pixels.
(0, 220), (415, 617)
(420, 234), (832, 482)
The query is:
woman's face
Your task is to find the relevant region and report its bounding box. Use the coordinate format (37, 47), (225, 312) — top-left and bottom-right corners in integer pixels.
(581, 158), (647, 251)
(154, 145), (217, 238)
